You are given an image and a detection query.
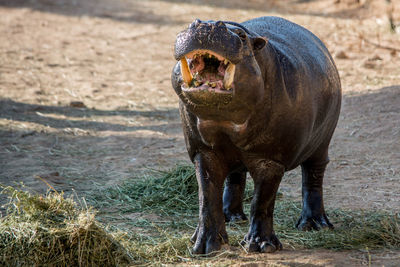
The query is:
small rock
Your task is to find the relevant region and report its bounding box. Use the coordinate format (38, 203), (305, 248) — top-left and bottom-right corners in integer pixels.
(20, 131), (36, 138)
(363, 61), (376, 69)
(69, 101), (86, 108)
(369, 55), (382, 61)
(35, 90), (45, 95)
(335, 50), (349, 59)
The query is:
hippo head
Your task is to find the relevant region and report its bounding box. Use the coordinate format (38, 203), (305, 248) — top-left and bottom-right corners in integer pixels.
(172, 19), (268, 123)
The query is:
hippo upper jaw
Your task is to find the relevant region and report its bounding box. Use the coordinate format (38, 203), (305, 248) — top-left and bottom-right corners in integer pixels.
(174, 19), (244, 64)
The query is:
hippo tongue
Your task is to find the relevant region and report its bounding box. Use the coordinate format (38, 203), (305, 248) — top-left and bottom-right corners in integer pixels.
(199, 72), (223, 83)
(193, 72), (224, 89)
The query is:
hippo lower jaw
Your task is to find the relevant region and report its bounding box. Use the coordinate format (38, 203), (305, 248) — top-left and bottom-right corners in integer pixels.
(180, 49), (236, 93)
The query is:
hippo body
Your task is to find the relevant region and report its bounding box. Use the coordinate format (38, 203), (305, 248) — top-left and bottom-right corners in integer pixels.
(171, 16), (341, 254)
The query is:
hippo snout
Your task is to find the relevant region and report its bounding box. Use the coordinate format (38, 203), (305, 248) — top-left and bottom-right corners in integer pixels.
(174, 19), (243, 64)
(173, 19), (247, 101)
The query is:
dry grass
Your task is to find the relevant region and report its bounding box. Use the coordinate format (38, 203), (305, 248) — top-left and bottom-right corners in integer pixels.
(0, 185), (132, 266)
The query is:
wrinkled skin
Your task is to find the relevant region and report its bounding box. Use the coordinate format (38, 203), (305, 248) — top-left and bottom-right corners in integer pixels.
(171, 16), (341, 255)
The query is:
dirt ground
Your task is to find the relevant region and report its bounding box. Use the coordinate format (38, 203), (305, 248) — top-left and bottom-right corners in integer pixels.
(0, 0), (399, 266)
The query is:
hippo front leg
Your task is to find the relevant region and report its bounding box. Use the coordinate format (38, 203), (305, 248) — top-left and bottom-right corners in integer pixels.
(242, 160), (285, 253)
(191, 152), (229, 255)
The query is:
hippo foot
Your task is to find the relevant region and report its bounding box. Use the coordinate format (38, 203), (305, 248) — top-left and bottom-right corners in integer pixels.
(296, 213), (334, 231)
(241, 232), (282, 253)
(190, 225), (228, 255)
(224, 210), (247, 222)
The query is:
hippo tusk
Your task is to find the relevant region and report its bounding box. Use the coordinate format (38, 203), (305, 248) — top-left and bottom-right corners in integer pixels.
(223, 63), (235, 90)
(180, 57), (193, 86)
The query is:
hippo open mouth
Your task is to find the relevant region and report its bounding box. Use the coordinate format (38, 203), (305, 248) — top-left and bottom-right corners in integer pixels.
(180, 50), (235, 93)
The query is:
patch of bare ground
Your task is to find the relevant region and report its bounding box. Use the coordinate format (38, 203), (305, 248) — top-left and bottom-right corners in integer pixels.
(0, 0), (399, 265)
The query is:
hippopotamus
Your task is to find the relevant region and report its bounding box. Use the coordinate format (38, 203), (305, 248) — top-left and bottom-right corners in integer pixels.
(171, 16), (341, 254)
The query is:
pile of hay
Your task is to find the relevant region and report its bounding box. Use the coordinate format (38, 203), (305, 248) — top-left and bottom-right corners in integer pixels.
(0, 186), (132, 266)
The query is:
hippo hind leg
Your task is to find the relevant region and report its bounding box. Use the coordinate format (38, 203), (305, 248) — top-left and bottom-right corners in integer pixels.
(223, 170), (248, 222)
(296, 151), (334, 231)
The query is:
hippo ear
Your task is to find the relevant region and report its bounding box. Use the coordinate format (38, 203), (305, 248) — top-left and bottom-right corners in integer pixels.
(251, 37), (268, 51)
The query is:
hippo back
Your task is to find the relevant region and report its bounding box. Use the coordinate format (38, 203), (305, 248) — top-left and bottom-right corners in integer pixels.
(242, 16), (337, 81)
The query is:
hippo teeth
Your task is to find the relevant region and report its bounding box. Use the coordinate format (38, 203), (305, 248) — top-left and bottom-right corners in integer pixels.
(180, 57), (193, 85)
(223, 63), (235, 90)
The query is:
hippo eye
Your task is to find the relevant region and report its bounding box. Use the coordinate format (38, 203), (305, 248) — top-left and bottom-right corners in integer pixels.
(235, 29), (247, 40)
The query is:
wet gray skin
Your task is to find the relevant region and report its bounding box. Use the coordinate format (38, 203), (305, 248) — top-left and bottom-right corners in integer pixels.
(171, 16), (341, 255)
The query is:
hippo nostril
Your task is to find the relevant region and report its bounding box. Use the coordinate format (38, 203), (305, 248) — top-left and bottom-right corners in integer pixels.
(215, 21), (226, 28)
(194, 19), (202, 27)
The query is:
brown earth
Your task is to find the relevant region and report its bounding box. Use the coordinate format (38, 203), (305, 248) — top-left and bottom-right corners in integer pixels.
(0, 0), (399, 266)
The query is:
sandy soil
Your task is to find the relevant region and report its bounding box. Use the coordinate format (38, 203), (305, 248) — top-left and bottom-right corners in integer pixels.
(0, 0), (399, 265)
